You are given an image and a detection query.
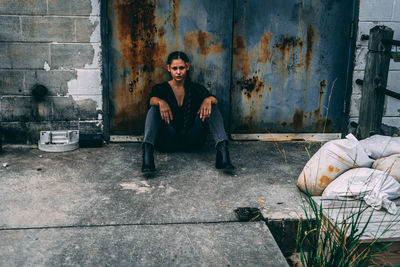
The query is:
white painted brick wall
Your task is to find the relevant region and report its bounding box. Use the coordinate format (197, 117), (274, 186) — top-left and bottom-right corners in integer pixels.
(0, 0), (102, 143)
(352, 0), (400, 129)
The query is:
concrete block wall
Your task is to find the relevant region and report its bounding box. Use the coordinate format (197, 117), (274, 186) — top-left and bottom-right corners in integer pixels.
(351, 0), (400, 134)
(0, 0), (102, 144)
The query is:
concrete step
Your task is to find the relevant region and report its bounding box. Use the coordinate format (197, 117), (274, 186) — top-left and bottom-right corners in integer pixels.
(0, 142), (318, 265)
(0, 222), (288, 266)
(0, 142), (317, 228)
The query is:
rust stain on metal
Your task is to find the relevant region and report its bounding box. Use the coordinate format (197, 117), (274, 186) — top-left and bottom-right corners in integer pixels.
(296, 41), (304, 75)
(243, 114), (253, 131)
(233, 35), (252, 77)
(239, 75), (266, 132)
(291, 109), (304, 131)
(170, 0), (180, 27)
(112, 0), (167, 133)
(184, 30), (223, 56)
(275, 36), (302, 58)
(315, 117), (332, 132)
(273, 35), (304, 74)
(257, 32), (273, 63)
(313, 79), (327, 132)
(305, 25), (315, 73)
(237, 76), (265, 100)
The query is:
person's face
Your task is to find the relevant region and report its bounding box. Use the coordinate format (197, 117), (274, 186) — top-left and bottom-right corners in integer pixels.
(167, 59), (189, 82)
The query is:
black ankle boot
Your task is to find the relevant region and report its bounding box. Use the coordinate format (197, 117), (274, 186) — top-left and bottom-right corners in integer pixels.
(216, 140), (235, 171)
(142, 142), (155, 173)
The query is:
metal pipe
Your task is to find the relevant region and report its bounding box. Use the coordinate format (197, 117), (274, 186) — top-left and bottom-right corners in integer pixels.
(379, 88), (400, 100)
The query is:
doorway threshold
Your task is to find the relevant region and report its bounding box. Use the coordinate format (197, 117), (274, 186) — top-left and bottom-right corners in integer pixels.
(230, 133), (341, 142)
(110, 133), (341, 143)
(110, 135), (143, 142)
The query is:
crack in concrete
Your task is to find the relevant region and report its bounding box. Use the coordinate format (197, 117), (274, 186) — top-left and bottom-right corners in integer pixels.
(0, 220), (263, 232)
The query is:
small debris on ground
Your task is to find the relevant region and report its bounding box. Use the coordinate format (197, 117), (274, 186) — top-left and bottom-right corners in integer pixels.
(234, 207), (262, 222)
(256, 199), (267, 204)
(2, 163), (8, 168)
(120, 181), (154, 194)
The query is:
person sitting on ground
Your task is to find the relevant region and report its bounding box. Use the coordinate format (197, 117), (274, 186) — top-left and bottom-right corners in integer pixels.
(142, 51), (234, 173)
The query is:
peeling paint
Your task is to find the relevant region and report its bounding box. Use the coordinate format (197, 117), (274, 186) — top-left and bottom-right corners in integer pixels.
(43, 61), (50, 71)
(67, 70), (102, 109)
(66, 0), (102, 113)
(90, 0), (101, 18)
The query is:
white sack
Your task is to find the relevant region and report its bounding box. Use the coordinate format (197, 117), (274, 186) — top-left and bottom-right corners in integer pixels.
(322, 168), (400, 214)
(297, 134), (374, 196)
(359, 135), (400, 159)
(372, 154), (400, 182)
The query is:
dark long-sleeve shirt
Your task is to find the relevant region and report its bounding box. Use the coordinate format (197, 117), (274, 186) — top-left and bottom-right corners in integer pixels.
(148, 81), (213, 133)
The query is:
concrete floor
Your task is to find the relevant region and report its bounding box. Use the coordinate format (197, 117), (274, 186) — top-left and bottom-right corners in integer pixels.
(0, 141), (320, 266)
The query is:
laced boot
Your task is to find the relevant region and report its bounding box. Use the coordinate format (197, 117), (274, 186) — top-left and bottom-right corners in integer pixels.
(142, 142), (155, 173)
(215, 140), (235, 171)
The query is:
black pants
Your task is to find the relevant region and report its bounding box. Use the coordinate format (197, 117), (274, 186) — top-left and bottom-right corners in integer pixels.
(143, 105), (228, 152)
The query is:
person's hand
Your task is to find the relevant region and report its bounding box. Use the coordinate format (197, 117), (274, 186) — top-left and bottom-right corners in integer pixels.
(198, 97), (213, 121)
(159, 100), (173, 123)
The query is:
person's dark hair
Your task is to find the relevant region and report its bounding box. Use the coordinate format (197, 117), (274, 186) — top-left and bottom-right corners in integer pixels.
(167, 51), (193, 135)
(166, 51), (190, 65)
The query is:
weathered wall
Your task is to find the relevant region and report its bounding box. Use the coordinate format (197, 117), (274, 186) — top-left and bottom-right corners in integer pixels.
(0, 0), (102, 144)
(2, 0), (400, 143)
(351, 0), (400, 135)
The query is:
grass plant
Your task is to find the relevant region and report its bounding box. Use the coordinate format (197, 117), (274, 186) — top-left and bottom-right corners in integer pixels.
(269, 77), (399, 266)
(294, 190), (397, 267)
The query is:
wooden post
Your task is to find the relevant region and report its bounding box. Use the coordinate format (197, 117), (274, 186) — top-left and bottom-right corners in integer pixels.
(357, 26), (393, 139)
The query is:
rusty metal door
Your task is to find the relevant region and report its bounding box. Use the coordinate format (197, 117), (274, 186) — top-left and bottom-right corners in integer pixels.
(107, 0), (233, 135)
(230, 0), (356, 133)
